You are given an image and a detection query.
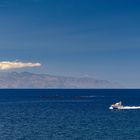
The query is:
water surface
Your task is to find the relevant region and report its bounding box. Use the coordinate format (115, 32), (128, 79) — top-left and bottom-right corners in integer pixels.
(0, 89), (139, 140)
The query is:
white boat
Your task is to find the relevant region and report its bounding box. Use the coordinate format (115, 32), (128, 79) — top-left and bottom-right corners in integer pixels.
(109, 101), (140, 110)
(109, 101), (123, 109)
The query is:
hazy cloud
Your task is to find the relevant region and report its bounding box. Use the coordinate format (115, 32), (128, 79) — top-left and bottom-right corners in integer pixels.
(0, 61), (41, 70)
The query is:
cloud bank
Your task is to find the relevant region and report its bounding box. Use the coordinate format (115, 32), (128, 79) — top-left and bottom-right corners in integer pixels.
(0, 61), (41, 70)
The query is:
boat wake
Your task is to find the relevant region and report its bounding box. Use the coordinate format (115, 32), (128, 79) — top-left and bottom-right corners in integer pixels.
(109, 106), (140, 110)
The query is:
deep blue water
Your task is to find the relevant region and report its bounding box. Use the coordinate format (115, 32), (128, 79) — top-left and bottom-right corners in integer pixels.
(0, 89), (140, 139)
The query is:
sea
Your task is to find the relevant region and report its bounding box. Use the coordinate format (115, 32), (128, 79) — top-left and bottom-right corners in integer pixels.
(0, 89), (140, 140)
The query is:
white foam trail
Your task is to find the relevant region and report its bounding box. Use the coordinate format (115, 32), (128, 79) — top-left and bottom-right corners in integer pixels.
(109, 106), (140, 110)
(119, 106), (140, 109)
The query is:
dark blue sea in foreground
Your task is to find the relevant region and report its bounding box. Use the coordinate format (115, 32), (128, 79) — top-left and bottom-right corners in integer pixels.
(0, 89), (140, 140)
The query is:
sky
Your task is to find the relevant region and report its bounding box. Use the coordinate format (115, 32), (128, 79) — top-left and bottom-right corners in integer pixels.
(0, 0), (140, 87)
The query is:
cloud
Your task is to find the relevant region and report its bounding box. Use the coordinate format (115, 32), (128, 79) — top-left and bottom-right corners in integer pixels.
(0, 61), (41, 70)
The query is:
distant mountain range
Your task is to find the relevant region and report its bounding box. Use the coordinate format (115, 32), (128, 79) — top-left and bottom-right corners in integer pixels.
(0, 72), (121, 88)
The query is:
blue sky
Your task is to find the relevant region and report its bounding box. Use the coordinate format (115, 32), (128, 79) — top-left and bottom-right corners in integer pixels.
(0, 0), (140, 87)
